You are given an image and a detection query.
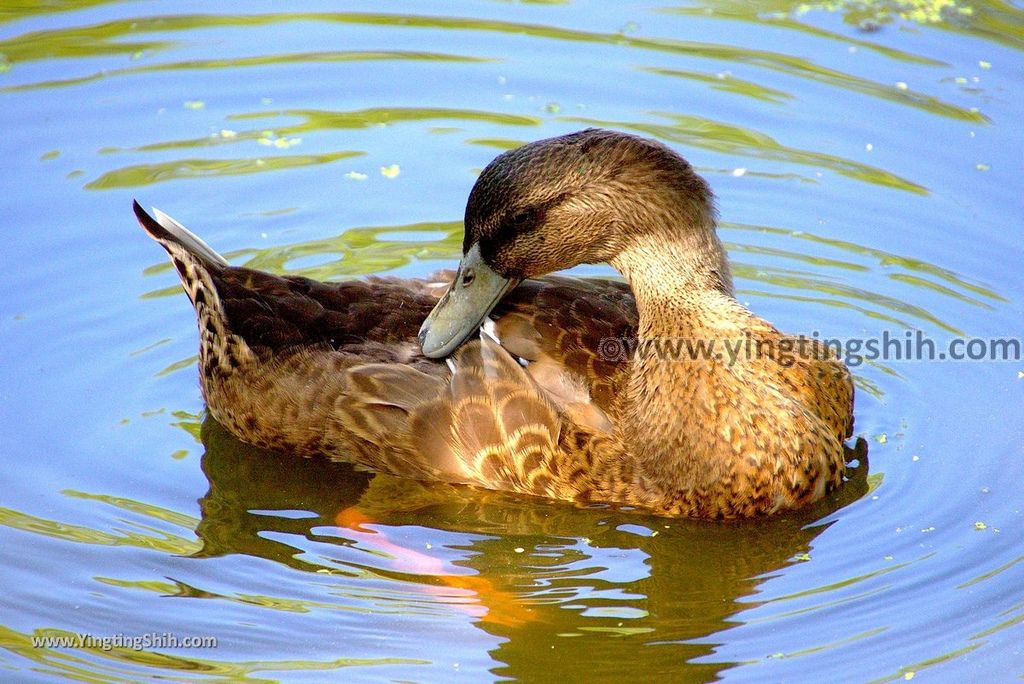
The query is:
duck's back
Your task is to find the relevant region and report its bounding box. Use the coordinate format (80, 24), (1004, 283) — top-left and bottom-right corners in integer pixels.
(492, 276), (637, 413)
(213, 268), (443, 367)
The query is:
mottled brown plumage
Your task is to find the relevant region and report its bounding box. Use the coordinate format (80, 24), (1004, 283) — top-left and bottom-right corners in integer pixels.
(135, 128), (854, 519)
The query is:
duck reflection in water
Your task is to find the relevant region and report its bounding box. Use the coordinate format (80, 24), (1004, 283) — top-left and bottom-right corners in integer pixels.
(194, 417), (869, 679)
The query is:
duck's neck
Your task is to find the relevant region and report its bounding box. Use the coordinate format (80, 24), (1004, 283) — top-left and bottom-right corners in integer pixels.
(609, 229), (742, 491)
(611, 225), (734, 325)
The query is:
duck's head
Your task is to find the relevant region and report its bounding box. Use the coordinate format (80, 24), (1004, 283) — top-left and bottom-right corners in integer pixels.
(419, 128), (725, 358)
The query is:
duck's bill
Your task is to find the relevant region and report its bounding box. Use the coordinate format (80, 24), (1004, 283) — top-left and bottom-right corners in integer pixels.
(418, 245), (519, 358)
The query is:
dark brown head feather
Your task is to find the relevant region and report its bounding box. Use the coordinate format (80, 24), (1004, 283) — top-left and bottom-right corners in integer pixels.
(463, 128), (716, 280)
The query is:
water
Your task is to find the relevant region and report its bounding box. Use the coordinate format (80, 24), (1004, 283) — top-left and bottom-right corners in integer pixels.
(1, 1), (1022, 681)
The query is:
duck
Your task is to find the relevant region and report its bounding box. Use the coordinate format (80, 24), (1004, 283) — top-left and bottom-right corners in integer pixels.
(135, 128), (854, 519)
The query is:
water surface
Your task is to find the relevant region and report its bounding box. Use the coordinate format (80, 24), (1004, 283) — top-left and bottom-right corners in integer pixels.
(1, 1), (1022, 681)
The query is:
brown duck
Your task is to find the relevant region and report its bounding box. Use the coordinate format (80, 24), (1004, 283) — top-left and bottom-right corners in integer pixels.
(135, 128), (854, 519)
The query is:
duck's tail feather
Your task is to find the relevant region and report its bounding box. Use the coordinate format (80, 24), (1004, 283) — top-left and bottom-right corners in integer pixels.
(134, 200), (249, 376)
(133, 200), (229, 268)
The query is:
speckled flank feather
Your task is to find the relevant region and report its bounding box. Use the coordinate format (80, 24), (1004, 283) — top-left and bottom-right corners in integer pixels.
(134, 128), (856, 519)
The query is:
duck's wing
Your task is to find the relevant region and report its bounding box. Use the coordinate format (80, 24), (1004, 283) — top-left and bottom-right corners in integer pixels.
(136, 203), (583, 496)
(490, 275), (638, 415)
(334, 273), (639, 494)
(407, 337), (565, 494)
(338, 336), (622, 504)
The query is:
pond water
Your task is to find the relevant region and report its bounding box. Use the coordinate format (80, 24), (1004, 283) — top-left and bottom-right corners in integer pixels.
(1, 1), (1022, 681)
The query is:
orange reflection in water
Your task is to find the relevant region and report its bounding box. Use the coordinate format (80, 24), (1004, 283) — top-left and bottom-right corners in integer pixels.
(335, 506), (535, 628)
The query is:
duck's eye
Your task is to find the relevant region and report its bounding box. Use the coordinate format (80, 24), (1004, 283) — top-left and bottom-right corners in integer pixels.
(507, 209), (536, 230)
(461, 269), (476, 287)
